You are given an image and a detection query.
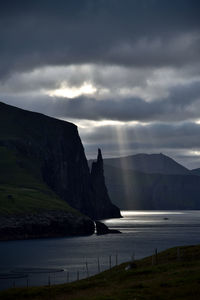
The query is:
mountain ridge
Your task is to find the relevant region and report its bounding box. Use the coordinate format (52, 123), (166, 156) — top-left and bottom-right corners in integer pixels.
(102, 164), (200, 210)
(88, 153), (200, 210)
(89, 153), (190, 175)
(191, 168), (200, 176)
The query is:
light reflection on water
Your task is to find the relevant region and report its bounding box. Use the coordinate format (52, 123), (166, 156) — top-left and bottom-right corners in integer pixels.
(122, 210), (185, 216)
(0, 210), (200, 290)
(104, 210), (200, 227)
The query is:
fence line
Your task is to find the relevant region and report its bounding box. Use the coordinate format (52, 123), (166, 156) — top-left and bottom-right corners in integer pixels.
(2, 253), (121, 290)
(3, 248), (182, 290)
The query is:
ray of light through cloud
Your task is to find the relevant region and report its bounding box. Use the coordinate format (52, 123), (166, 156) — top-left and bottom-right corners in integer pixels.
(114, 125), (136, 208)
(0, 1), (200, 168)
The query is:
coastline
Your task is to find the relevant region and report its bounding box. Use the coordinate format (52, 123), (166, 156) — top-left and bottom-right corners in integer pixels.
(0, 211), (95, 241)
(1, 244), (200, 299)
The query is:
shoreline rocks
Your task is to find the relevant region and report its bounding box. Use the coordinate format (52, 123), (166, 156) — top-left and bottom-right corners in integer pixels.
(0, 211), (95, 241)
(95, 221), (121, 235)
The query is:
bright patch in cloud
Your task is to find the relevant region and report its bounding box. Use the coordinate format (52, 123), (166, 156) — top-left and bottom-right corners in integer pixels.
(60, 118), (126, 129)
(189, 150), (200, 156)
(48, 81), (97, 98)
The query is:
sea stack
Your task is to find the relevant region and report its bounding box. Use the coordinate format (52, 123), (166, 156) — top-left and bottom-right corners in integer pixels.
(90, 149), (121, 220)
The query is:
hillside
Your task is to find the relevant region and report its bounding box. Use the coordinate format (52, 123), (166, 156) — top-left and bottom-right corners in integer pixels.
(1, 245), (200, 300)
(0, 144), (74, 215)
(0, 143), (95, 239)
(89, 153), (200, 210)
(103, 164), (200, 210)
(99, 153), (190, 175)
(191, 168), (200, 176)
(0, 101), (120, 239)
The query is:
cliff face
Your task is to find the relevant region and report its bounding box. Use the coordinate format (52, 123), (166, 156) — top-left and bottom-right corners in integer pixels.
(0, 102), (120, 224)
(91, 149), (121, 219)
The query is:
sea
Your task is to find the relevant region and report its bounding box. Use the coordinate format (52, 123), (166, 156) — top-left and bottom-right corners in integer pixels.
(0, 210), (200, 290)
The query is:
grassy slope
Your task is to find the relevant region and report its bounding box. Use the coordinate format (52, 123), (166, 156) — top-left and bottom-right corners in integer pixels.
(0, 102), (80, 216)
(0, 145), (77, 215)
(1, 244), (200, 300)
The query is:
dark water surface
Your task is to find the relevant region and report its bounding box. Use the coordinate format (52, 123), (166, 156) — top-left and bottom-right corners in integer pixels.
(0, 210), (200, 290)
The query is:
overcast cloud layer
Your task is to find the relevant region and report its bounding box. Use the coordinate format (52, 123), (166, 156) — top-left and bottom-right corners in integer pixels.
(0, 0), (200, 168)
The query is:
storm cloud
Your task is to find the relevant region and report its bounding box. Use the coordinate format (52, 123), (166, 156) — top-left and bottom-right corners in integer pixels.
(0, 0), (200, 77)
(2, 79), (200, 123)
(79, 121), (200, 169)
(0, 0), (200, 168)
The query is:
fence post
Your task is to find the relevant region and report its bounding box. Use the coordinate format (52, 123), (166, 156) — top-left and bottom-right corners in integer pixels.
(116, 253), (118, 266)
(109, 255), (112, 269)
(131, 251), (135, 262)
(85, 260), (89, 277)
(67, 271), (69, 283)
(152, 249), (158, 266)
(97, 257), (100, 273)
(155, 248), (158, 265)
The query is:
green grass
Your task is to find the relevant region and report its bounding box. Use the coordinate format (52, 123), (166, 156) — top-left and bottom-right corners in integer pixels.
(0, 146), (78, 215)
(1, 245), (200, 300)
(0, 103), (81, 216)
(0, 184), (76, 215)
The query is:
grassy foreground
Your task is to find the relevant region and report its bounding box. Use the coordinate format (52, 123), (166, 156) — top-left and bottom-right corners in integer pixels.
(1, 245), (200, 300)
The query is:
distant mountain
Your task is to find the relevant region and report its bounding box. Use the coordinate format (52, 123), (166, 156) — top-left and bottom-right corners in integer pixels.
(101, 153), (190, 175)
(103, 164), (200, 210)
(88, 153), (200, 210)
(191, 168), (200, 176)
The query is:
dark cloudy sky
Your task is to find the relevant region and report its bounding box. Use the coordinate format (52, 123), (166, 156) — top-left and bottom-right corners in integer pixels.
(1, 0), (200, 169)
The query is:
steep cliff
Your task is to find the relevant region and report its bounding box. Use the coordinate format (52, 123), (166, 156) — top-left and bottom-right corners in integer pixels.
(0, 101), (120, 239)
(91, 149), (121, 219)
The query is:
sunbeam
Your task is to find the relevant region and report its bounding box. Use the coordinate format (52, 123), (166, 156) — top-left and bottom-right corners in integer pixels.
(114, 125), (136, 209)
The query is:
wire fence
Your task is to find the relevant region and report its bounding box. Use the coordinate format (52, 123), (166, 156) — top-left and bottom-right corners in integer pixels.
(0, 253), (121, 290)
(0, 247), (182, 290)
